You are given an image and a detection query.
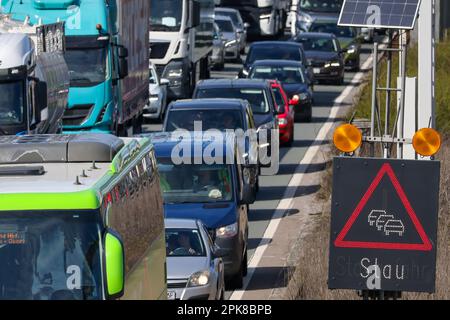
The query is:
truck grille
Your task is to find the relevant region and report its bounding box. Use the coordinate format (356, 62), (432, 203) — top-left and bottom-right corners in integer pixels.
(150, 42), (170, 60)
(62, 104), (94, 126)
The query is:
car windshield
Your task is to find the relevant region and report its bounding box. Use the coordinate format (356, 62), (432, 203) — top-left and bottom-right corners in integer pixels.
(248, 46), (301, 64)
(158, 161), (233, 204)
(196, 88), (270, 114)
(64, 47), (107, 87)
(216, 11), (241, 27)
(310, 23), (355, 38)
(165, 109), (244, 131)
(250, 66), (305, 85)
(296, 37), (338, 52)
(216, 19), (234, 32)
(150, 0), (183, 31)
(166, 228), (206, 257)
(299, 0), (343, 13)
(0, 80), (24, 125)
(0, 212), (102, 300)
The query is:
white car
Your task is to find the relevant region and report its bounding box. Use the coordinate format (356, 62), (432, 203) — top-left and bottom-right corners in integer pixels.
(144, 63), (169, 122)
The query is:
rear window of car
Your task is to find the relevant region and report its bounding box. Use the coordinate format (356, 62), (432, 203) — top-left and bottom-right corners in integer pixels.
(165, 109), (244, 131)
(196, 88), (271, 114)
(250, 66), (305, 84)
(247, 46), (302, 64)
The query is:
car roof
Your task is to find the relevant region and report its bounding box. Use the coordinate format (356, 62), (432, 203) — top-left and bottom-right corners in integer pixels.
(215, 15), (233, 22)
(165, 218), (201, 229)
(251, 59), (304, 67)
(215, 7), (239, 14)
(250, 41), (303, 48)
(293, 32), (336, 40)
(168, 98), (247, 111)
(196, 78), (270, 89)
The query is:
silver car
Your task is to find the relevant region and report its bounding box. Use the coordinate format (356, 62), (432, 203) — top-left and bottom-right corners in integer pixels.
(165, 218), (226, 300)
(214, 7), (248, 54)
(210, 22), (225, 70)
(215, 15), (240, 62)
(144, 62), (169, 121)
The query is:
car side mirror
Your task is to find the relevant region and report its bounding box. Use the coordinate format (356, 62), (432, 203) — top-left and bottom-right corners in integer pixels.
(103, 229), (125, 300)
(289, 95), (300, 106)
(239, 184), (255, 205)
(160, 78), (170, 86)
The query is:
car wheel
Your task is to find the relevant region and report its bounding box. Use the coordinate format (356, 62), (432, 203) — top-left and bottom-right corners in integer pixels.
(227, 267), (243, 290)
(286, 128), (294, 147)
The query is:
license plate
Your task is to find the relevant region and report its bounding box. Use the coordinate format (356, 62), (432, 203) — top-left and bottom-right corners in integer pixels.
(313, 68), (321, 74)
(167, 291), (176, 300)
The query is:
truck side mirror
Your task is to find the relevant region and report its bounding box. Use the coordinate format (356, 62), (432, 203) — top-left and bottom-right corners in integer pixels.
(118, 46), (128, 58)
(103, 229), (125, 300)
(32, 80), (47, 123)
(191, 0), (201, 28)
(118, 57), (129, 79)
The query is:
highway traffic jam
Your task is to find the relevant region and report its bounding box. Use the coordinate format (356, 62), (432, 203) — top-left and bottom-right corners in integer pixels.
(0, 0), (396, 300)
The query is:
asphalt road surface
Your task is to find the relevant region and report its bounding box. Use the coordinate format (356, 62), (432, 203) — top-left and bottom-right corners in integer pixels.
(143, 37), (378, 300)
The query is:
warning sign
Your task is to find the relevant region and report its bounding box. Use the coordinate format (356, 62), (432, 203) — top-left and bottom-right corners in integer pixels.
(328, 157), (440, 293)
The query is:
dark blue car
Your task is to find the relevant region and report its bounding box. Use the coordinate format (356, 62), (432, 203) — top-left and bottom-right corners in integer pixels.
(150, 132), (252, 289)
(248, 60), (314, 122)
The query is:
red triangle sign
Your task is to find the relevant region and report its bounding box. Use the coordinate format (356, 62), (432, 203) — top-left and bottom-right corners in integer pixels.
(334, 163), (432, 251)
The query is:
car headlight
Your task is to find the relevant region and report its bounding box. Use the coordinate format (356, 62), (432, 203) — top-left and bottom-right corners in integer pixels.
(278, 117), (288, 125)
(188, 270), (210, 287)
(242, 69), (249, 76)
(216, 222), (238, 238)
(299, 93), (309, 101)
(347, 46), (357, 54)
(325, 61), (341, 68)
(167, 68), (182, 78)
(225, 40), (237, 47)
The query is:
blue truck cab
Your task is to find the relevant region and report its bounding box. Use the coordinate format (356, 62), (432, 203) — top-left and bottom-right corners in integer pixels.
(2, 0), (149, 135)
(149, 132), (252, 289)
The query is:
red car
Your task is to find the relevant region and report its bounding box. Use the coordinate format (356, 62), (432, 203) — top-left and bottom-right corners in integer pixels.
(269, 80), (295, 146)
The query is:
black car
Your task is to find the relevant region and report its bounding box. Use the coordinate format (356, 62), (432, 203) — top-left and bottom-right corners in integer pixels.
(193, 79), (279, 166)
(308, 18), (362, 71)
(291, 32), (345, 85)
(239, 41), (312, 81)
(247, 60), (314, 122)
(162, 98), (260, 200)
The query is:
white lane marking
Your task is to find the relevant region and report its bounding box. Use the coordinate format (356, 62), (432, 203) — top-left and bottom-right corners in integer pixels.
(229, 56), (375, 300)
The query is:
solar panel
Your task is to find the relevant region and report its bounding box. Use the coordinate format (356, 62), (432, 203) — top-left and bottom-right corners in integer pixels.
(338, 0), (421, 29)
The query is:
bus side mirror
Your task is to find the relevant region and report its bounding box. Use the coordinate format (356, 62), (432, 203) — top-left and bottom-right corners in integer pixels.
(30, 78), (47, 123)
(103, 229), (125, 300)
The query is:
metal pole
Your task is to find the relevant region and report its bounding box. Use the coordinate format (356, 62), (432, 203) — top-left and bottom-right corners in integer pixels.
(384, 31), (393, 158)
(398, 31), (408, 160)
(370, 43), (378, 157)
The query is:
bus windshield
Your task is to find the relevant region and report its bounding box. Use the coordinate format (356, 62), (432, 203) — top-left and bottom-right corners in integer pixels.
(0, 212), (102, 300)
(158, 161), (234, 204)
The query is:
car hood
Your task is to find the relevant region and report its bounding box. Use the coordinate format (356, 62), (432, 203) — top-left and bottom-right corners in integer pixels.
(282, 83), (310, 97)
(221, 32), (237, 41)
(164, 202), (236, 229)
(253, 113), (275, 128)
(167, 257), (209, 280)
(305, 51), (340, 62)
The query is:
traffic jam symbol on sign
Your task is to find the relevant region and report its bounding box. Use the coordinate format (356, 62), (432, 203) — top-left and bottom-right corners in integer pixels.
(328, 157), (440, 293)
(334, 163), (432, 251)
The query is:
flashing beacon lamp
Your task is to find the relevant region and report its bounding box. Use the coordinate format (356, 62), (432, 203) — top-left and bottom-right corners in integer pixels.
(333, 124), (363, 154)
(412, 128), (441, 157)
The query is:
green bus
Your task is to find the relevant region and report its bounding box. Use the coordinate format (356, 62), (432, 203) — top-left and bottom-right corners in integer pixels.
(0, 134), (166, 300)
